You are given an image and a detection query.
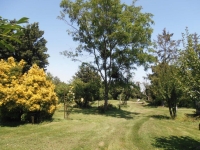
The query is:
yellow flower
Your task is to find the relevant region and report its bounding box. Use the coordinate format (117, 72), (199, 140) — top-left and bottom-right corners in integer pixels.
(0, 58), (58, 120)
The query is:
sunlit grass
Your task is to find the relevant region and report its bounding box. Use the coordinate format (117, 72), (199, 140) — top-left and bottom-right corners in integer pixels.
(0, 100), (199, 150)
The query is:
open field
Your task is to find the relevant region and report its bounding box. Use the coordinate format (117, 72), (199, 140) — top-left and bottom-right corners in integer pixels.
(0, 100), (200, 150)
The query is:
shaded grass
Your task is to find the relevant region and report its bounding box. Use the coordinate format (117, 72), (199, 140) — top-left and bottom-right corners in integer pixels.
(72, 106), (140, 120)
(149, 115), (171, 120)
(0, 100), (199, 150)
(153, 136), (200, 150)
(0, 121), (26, 127)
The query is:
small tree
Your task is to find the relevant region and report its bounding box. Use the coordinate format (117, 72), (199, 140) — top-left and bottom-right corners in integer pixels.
(72, 63), (101, 107)
(149, 29), (181, 118)
(22, 64), (58, 121)
(71, 78), (85, 106)
(64, 85), (75, 119)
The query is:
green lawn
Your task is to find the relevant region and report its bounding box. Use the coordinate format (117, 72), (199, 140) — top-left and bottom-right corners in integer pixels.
(0, 100), (200, 150)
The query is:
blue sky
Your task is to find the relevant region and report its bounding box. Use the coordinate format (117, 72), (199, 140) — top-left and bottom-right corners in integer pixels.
(1, 0), (200, 83)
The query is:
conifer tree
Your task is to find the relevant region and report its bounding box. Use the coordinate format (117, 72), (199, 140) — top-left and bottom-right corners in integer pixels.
(0, 22), (49, 72)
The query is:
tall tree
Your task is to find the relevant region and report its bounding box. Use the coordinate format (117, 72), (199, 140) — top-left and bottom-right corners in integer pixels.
(179, 29), (200, 114)
(0, 22), (49, 72)
(149, 29), (181, 118)
(59, 0), (154, 109)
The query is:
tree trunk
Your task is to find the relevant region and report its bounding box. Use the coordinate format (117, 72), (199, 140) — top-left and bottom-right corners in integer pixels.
(196, 101), (200, 115)
(172, 105), (177, 118)
(168, 101), (173, 119)
(103, 58), (109, 111)
(169, 105), (173, 118)
(168, 101), (176, 119)
(104, 80), (108, 111)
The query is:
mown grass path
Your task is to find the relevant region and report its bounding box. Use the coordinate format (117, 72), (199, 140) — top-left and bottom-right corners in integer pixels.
(0, 100), (199, 150)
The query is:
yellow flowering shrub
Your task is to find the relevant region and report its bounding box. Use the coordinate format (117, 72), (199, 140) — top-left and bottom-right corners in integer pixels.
(0, 57), (25, 120)
(22, 64), (58, 119)
(0, 57), (58, 121)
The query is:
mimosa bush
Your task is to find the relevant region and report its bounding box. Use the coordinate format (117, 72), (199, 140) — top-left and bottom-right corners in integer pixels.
(0, 57), (58, 122)
(0, 57), (25, 121)
(22, 64), (58, 121)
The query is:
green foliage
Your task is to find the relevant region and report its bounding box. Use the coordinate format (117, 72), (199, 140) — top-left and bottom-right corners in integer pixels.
(64, 85), (75, 118)
(149, 63), (182, 111)
(111, 79), (142, 104)
(179, 28), (200, 114)
(46, 72), (69, 103)
(149, 29), (182, 118)
(0, 22), (49, 72)
(0, 16), (29, 51)
(150, 64), (183, 119)
(55, 82), (69, 103)
(59, 0), (155, 109)
(98, 87), (112, 100)
(72, 63), (101, 107)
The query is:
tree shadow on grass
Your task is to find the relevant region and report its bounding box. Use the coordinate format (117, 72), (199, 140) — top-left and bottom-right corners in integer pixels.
(153, 136), (200, 150)
(185, 113), (200, 120)
(142, 102), (159, 108)
(71, 106), (140, 120)
(0, 120), (26, 127)
(0, 117), (55, 127)
(105, 109), (140, 119)
(149, 115), (170, 120)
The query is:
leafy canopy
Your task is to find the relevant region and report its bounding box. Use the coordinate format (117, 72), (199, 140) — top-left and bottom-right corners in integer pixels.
(149, 29), (182, 118)
(59, 0), (155, 107)
(72, 63), (101, 107)
(179, 28), (200, 113)
(0, 16), (29, 51)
